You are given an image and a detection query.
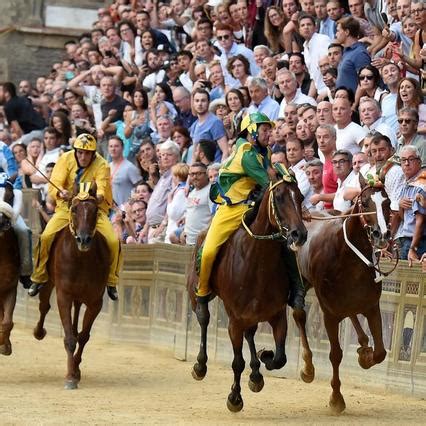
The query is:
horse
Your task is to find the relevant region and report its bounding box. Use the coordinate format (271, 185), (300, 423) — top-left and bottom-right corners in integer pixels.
(0, 183), (20, 356)
(188, 172), (314, 412)
(33, 182), (110, 389)
(297, 176), (393, 413)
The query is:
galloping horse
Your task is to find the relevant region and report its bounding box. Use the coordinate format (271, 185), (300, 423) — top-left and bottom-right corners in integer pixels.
(33, 182), (110, 389)
(297, 176), (393, 413)
(0, 183), (19, 355)
(188, 171), (313, 412)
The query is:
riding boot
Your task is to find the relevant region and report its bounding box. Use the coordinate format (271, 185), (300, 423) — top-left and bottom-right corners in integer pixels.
(20, 275), (32, 289)
(28, 282), (43, 297)
(107, 285), (118, 301)
(282, 247), (305, 310)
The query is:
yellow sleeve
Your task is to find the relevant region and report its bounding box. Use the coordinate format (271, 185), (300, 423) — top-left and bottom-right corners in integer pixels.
(48, 153), (69, 202)
(94, 159), (112, 209)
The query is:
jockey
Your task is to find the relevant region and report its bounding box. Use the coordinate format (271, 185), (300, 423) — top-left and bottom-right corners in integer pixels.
(28, 133), (122, 300)
(0, 172), (33, 287)
(196, 112), (306, 311)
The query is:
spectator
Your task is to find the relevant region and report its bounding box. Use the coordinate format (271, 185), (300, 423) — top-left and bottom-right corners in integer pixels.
(380, 62), (400, 134)
(182, 162), (213, 245)
(108, 136), (141, 208)
(20, 137), (43, 188)
(196, 140), (217, 166)
(288, 52), (316, 98)
(207, 162), (221, 183)
(327, 42), (344, 69)
(136, 140), (159, 185)
(332, 149), (359, 212)
(316, 101), (334, 125)
(304, 159), (325, 211)
(171, 126), (192, 164)
(354, 65), (385, 108)
(335, 17), (371, 93)
(190, 88), (228, 162)
(173, 86), (196, 129)
(396, 78), (426, 133)
(396, 145), (426, 263)
(352, 151), (368, 175)
(223, 89), (246, 141)
(49, 110), (72, 146)
(123, 199), (148, 244)
(286, 139), (310, 200)
(396, 108), (426, 166)
(131, 180), (153, 205)
(0, 82), (45, 145)
(246, 77), (280, 120)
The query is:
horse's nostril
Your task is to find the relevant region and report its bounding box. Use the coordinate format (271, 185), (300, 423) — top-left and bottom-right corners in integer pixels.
(372, 230), (381, 239)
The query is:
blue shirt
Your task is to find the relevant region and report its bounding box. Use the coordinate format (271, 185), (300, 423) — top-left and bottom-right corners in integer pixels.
(336, 42), (371, 93)
(0, 141), (20, 189)
(190, 113), (227, 162)
(246, 95), (280, 120)
(319, 17), (336, 39)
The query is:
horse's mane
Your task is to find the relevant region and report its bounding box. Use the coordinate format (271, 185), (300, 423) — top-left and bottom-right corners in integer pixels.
(243, 185), (267, 227)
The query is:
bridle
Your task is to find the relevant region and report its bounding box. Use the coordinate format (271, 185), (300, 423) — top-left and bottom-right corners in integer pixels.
(242, 177), (297, 241)
(68, 193), (98, 240)
(343, 185), (398, 281)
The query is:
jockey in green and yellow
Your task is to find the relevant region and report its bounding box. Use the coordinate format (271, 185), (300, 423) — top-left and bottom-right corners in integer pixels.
(196, 112), (306, 310)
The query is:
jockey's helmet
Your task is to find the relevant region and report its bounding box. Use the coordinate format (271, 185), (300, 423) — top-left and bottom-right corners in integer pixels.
(73, 133), (97, 151)
(239, 112), (275, 139)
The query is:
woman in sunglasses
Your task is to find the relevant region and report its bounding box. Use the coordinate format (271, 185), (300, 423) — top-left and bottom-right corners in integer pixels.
(354, 65), (384, 109)
(396, 77), (425, 134)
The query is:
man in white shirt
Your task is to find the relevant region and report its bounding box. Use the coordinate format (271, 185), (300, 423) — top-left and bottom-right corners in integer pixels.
(333, 98), (367, 154)
(299, 13), (330, 95)
(277, 69), (316, 118)
(304, 159), (325, 211)
(359, 98), (397, 148)
(332, 149), (360, 212)
(286, 139), (310, 200)
(246, 78), (280, 120)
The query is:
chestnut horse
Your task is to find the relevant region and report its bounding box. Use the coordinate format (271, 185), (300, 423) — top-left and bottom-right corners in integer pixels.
(297, 178), (393, 413)
(0, 184), (19, 355)
(188, 173), (313, 412)
(33, 183), (109, 389)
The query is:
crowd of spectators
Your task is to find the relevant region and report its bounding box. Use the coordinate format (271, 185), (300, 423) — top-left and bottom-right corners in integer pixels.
(0, 0), (425, 262)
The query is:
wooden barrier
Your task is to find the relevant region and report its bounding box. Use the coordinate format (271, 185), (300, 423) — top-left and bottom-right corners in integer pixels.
(14, 190), (426, 396)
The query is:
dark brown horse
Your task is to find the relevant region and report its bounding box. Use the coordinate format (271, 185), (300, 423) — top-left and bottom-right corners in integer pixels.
(33, 183), (109, 389)
(0, 183), (20, 355)
(188, 174), (313, 412)
(297, 178), (393, 413)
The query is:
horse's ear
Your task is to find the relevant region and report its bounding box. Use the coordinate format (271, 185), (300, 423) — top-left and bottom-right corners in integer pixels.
(359, 172), (367, 189)
(89, 181), (97, 198)
(72, 180), (79, 197)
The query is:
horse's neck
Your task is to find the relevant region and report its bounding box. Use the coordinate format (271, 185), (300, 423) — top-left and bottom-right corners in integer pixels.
(344, 206), (371, 253)
(250, 196), (274, 236)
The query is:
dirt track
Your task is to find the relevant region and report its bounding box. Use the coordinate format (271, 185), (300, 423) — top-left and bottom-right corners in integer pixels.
(0, 326), (424, 425)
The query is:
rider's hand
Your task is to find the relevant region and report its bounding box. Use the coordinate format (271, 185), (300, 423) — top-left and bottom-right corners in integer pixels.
(59, 190), (71, 201)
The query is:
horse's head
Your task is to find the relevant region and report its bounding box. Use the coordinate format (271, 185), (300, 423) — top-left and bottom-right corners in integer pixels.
(69, 182), (99, 252)
(269, 167), (308, 250)
(356, 174), (391, 250)
(0, 174), (15, 234)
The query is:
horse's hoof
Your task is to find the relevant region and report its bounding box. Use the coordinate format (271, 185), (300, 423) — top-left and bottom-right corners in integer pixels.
(227, 395), (243, 412)
(64, 380), (78, 390)
(248, 377), (264, 393)
(300, 367), (315, 383)
(33, 327), (47, 341)
(191, 363), (207, 381)
(258, 349), (274, 363)
(0, 343), (12, 356)
(357, 346), (374, 369)
(329, 395), (346, 414)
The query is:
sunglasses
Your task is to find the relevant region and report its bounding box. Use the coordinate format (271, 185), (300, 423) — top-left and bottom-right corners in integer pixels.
(359, 74), (374, 81)
(398, 118), (416, 124)
(217, 34), (231, 41)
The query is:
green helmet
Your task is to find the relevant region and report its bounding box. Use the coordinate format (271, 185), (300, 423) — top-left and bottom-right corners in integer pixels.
(239, 112), (275, 138)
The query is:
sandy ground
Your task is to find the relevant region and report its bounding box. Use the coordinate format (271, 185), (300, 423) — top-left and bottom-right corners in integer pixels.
(0, 326), (424, 425)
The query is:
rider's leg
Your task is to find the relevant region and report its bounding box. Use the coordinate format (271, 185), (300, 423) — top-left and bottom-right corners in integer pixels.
(29, 210), (68, 296)
(197, 204), (249, 302)
(96, 213), (122, 301)
(282, 245), (305, 310)
(13, 215), (33, 288)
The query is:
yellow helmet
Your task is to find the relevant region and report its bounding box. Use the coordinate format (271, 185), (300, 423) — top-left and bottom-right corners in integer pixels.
(73, 134), (97, 152)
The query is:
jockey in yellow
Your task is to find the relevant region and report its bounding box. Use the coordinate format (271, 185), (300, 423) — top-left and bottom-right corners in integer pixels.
(28, 134), (122, 300)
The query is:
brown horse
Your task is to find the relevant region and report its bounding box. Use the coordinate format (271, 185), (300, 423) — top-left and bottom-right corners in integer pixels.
(188, 174), (313, 412)
(33, 183), (109, 389)
(0, 183), (20, 355)
(297, 178), (393, 413)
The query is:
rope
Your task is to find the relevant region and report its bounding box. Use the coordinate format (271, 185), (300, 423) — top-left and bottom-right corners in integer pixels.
(310, 211), (376, 220)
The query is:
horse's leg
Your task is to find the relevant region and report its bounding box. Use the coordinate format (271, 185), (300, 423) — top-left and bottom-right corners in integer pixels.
(72, 301), (82, 338)
(293, 308), (315, 383)
(227, 320), (245, 412)
(191, 302), (210, 380)
(323, 313), (345, 414)
(33, 282), (54, 340)
(57, 294), (78, 390)
(73, 300), (102, 383)
(0, 287), (17, 356)
(350, 315), (374, 369)
(244, 325), (264, 393)
(258, 310), (287, 371)
(364, 304), (386, 366)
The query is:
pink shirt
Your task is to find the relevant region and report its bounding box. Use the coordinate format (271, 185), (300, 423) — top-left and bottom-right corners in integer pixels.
(322, 158), (338, 209)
